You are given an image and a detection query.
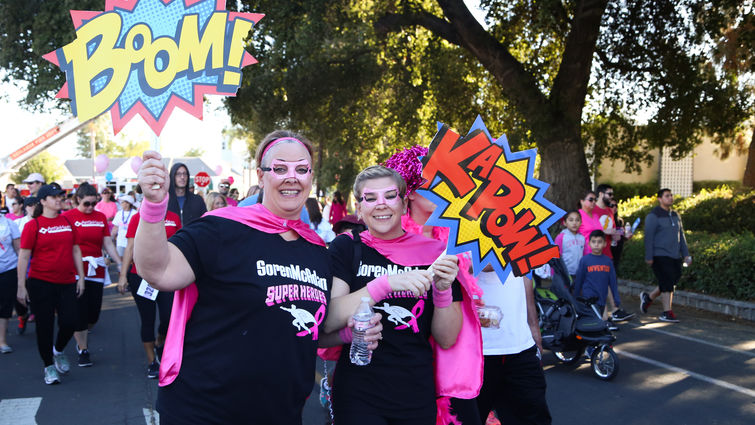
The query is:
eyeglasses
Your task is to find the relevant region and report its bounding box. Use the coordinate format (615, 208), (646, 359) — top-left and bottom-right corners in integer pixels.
(585, 197), (596, 202)
(605, 192), (614, 197)
(102, 191), (111, 195)
(175, 172), (189, 177)
(81, 201), (96, 207)
(218, 184), (230, 189)
(360, 186), (402, 206)
(261, 160), (312, 180)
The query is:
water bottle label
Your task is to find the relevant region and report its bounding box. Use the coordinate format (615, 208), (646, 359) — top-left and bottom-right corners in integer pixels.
(354, 319), (372, 331)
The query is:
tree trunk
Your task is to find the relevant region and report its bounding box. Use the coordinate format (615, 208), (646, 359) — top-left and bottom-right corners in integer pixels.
(743, 128), (755, 188)
(538, 130), (592, 212)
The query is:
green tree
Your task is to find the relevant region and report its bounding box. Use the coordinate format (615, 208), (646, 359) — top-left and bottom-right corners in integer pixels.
(122, 140), (151, 158)
(12, 151), (63, 184)
(3, 1), (752, 206)
(76, 114), (123, 158)
(183, 147), (206, 157)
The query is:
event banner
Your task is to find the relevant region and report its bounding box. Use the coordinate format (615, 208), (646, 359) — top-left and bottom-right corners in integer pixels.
(417, 117), (565, 279)
(44, 0), (263, 135)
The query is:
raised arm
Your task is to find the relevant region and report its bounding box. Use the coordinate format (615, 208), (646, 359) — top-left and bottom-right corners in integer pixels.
(133, 151), (195, 291)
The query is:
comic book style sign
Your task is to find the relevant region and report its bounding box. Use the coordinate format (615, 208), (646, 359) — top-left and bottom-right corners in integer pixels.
(416, 117), (565, 279)
(43, 0), (263, 135)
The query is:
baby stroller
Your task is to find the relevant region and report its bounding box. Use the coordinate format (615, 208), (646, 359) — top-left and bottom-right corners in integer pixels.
(534, 258), (619, 380)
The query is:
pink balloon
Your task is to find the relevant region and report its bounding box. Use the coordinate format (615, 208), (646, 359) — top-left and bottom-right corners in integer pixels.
(94, 154), (109, 173)
(227, 176), (234, 185)
(130, 156), (143, 174)
(214, 165), (223, 176)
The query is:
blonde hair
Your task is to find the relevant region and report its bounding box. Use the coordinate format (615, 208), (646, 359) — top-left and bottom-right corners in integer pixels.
(205, 192), (227, 211)
(352, 165), (407, 200)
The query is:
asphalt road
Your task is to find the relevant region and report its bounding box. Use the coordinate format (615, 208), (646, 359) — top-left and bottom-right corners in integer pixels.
(1, 286), (753, 425)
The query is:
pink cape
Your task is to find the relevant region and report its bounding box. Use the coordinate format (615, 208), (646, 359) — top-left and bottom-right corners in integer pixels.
(159, 204), (325, 386)
(400, 214), (484, 424)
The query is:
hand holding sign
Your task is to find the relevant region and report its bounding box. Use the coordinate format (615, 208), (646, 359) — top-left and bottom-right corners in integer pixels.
(138, 151), (168, 203)
(430, 255), (459, 291)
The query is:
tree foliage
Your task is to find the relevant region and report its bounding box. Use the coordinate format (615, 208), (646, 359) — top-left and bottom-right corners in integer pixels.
(75, 115), (150, 158)
(1, 0), (752, 206)
(12, 151), (63, 184)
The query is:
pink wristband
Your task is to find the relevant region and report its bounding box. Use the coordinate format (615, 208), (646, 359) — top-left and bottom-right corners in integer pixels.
(338, 327), (353, 343)
(432, 282), (453, 308)
(139, 197), (169, 223)
(366, 275), (391, 302)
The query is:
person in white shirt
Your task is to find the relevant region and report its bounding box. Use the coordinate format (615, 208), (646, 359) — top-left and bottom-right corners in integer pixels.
(111, 195), (137, 258)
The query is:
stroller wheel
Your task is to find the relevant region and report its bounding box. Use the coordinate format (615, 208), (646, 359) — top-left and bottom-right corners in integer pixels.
(590, 345), (619, 380)
(554, 347), (584, 365)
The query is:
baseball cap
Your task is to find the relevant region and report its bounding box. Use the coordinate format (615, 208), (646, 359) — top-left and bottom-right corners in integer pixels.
(23, 196), (39, 207)
(22, 173), (45, 184)
(37, 184), (65, 199)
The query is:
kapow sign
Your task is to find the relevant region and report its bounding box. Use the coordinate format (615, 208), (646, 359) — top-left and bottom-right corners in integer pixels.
(417, 117), (564, 279)
(43, 0), (263, 135)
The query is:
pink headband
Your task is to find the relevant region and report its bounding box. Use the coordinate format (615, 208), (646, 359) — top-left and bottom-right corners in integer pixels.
(261, 137), (309, 163)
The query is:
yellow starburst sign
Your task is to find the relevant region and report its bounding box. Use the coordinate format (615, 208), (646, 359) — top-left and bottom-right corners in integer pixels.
(418, 118), (565, 278)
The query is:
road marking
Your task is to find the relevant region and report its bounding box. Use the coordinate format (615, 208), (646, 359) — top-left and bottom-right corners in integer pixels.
(627, 322), (755, 358)
(0, 397), (42, 425)
(616, 349), (755, 398)
(143, 407), (160, 425)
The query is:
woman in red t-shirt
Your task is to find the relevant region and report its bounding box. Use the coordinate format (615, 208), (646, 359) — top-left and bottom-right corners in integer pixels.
(117, 208), (181, 379)
(62, 183), (122, 367)
(328, 191), (347, 224)
(16, 184), (86, 385)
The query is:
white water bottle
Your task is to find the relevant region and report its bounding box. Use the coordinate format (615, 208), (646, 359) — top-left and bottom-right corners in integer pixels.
(349, 297), (375, 366)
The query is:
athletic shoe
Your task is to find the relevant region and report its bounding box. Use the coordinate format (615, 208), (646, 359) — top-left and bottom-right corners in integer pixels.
(0, 345), (13, 354)
(486, 411), (501, 425)
(44, 365), (61, 385)
(28, 313), (35, 322)
(54, 353), (70, 374)
(607, 323), (619, 332)
(640, 292), (652, 313)
(78, 349), (93, 367)
(659, 311), (680, 323)
(611, 308), (635, 322)
(147, 361), (159, 379)
(17, 313), (27, 335)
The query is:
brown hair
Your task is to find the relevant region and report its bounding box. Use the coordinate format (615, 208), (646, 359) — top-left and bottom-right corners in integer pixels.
(254, 130), (314, 168)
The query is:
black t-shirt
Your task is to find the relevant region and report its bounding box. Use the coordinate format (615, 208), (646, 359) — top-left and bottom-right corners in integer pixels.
(328, 233), (462, 417)
(157, 216), (331, 425)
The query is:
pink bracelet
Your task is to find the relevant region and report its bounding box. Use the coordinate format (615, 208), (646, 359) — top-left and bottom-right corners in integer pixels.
(139, 197), (169, 223)
(433, 282), (453, 308)
(366, 275), (391, 302)
(338, 327), (353, 343)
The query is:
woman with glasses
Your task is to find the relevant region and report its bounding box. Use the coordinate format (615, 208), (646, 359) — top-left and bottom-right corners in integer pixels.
(5, 196), (24, 220)
(578, 190), (604, 256)
(167, 163), (206, 226)
(62, 183), (122, 367)
(324, 165), (462, 425)
(16, 184), (86, 384)
(133, 130), (380, 424)
(95, 187), (117, 229)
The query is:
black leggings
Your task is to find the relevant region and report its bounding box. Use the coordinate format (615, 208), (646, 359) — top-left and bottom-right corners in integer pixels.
(474, 346), (551, 425)
(75, 280), (104, 331)
(334, 410), (435, 425)
(0, 268), (17, 319)
(26, 278), (77, 367)
(128, 272), (173, 342)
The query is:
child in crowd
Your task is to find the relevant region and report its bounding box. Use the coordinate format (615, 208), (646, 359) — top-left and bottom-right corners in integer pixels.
(574, 230), (633, 322)
(554, 210), (584, 283)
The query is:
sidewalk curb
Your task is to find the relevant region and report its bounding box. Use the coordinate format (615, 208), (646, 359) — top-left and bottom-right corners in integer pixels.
(618, 279), (755, 322)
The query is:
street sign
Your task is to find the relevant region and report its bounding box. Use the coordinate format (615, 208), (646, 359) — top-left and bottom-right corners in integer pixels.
(194, 172), (210, 188)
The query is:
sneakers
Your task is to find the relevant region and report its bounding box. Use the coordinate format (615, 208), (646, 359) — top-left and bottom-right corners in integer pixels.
(53, 352), (70, 374)
(78, 349), (93, 367)
(44, 365), (61, 385)
(640, 292), (652, 313)
(17, 313), (27, 335)
(147, 361), (159, 379)
(0, 345), (13, 354)
(659, 310), (680, 323)
(611, 308), (635, 322)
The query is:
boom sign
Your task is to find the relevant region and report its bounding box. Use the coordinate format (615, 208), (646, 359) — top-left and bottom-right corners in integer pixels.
(417, 117), (565, 279)
(43, 0), (263, 135)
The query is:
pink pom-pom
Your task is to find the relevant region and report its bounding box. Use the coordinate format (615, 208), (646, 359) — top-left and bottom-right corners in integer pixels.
(383, 145), (429, 194)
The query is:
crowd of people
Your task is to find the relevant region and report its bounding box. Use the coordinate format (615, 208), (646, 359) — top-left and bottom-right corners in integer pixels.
(0, 132), (693, 425)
